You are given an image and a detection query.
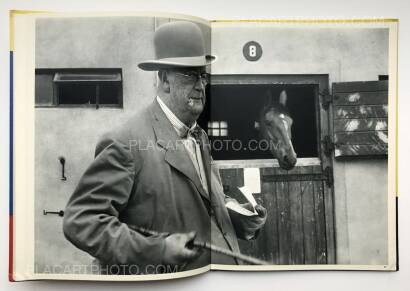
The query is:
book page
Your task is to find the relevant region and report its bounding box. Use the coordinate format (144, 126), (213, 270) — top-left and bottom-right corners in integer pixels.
(11, 11), (213, 281)
(210, 19), (398, 271)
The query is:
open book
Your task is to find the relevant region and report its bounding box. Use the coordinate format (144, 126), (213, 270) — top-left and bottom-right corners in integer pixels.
(9, 11), (398, 281)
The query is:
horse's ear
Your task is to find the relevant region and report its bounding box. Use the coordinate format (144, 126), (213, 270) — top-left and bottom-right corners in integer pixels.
(264, 89), (274, 107)
(254, 121), (260, 130)
(279, 90), (287, 106)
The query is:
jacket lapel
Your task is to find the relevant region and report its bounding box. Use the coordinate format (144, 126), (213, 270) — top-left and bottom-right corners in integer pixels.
(199, 133), (241, 253)
(149, 100), (239, 252)
(198, 132), (212, 196)
(149, 100), (210, 202)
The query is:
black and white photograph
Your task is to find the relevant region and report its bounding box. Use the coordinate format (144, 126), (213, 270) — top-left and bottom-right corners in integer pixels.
(8, 11), (397, 281)
(210, 21), (394, 269)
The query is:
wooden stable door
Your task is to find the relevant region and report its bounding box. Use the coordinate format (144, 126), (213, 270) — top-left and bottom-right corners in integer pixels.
(214, 75), (336, 265)
(220, 164), (334, 265)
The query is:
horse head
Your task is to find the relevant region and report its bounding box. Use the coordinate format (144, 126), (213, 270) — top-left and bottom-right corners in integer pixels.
(256, 89), (297, 170)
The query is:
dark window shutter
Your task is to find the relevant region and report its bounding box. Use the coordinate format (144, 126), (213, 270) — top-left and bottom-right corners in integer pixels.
(331, 80), (388, 157)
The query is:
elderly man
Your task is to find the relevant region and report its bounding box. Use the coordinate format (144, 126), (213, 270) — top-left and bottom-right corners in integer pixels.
(63, 21), (266, 275)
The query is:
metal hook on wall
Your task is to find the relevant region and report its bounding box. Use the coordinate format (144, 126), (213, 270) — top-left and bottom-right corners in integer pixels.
(59, 156), (67, 181)
(43, 210), (64, 217)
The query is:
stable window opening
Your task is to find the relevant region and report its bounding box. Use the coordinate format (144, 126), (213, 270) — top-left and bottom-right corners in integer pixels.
(198, 83), (319, 160)
(207, 121), (228, 137)
(35, 69), (123, 108)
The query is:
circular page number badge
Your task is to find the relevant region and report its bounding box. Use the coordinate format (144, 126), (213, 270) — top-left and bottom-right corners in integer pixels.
(243, 41), (262, 61)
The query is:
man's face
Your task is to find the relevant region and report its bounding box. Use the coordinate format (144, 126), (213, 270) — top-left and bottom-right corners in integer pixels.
(166, 67), (209, 121)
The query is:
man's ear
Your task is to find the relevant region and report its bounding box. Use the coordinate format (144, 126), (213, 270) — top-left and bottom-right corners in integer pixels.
(159, 70), (170, 93)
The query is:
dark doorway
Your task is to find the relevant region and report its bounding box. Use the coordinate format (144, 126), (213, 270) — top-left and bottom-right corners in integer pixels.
(203, 75), (336, 265)
(198, 84), (318, 160)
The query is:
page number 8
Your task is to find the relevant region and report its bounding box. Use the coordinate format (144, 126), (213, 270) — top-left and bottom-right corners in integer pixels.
(243, 41), (262, 61)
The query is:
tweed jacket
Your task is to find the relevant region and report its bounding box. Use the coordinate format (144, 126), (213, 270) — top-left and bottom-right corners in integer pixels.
(63, 100), (241, 274)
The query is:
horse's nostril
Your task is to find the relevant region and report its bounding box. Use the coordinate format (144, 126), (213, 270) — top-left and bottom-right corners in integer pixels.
(284, 154), (297, 166)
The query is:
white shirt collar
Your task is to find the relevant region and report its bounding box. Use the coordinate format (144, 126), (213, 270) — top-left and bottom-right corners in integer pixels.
(156, 96), (197, 138)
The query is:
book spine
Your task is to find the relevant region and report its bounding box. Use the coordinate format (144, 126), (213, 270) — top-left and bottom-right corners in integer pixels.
(9, 50), (14, 282)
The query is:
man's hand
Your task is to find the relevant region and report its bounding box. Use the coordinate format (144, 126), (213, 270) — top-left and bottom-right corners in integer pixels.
(162, 232), (200, 265)
(228, 202), (267, 240)
(242, 203), (267, 235)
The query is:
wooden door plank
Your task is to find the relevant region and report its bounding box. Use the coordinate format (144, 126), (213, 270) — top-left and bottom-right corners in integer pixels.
(300, 166), (317, 264)
(334, 118), (387, 132)
(288, 167), (304, 264)
(334, 105), (388, 119)
(313, 171), (327, 264)
(276, 168), (292, 265)
(335, 131), (388, 145)
(323, 182), (336, 264)
(333, 91), (387, 106)
(335, 144), (388, 157)
(332, 80), (388, 93)
(260, 167), (279, 264)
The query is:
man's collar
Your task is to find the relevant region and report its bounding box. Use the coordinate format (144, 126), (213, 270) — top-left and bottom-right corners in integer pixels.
(156, 96), (197, 138)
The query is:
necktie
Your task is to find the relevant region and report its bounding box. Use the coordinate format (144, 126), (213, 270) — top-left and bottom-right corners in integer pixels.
(184, 127), (208, 194)
(187, 126), (203, 144)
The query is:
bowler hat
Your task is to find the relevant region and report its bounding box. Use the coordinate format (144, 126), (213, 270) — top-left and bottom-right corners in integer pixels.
(138, 21), (215, 71)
